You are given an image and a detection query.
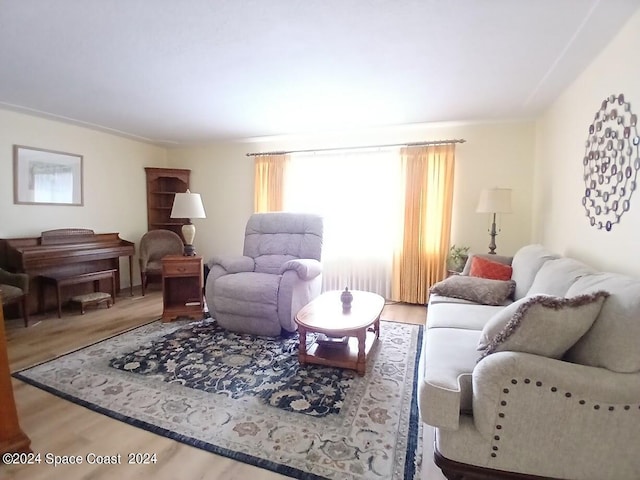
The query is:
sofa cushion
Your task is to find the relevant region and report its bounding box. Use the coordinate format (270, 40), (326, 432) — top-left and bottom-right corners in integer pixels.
(430, 276), (515, 306)
(427, 302), (504, 331)
(469, 256), (513, 281)
(428, 293), (484, 306)
(510, 244), (560, 300)
(213, 272), (280, 319)
(527, 257), (595, 297)
(477, 292), (609, 359)
(565, 273), (640, 373)
(418, 327), (483, 430)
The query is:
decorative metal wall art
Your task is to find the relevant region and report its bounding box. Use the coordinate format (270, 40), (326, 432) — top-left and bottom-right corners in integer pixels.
(582, 94), (639, 231)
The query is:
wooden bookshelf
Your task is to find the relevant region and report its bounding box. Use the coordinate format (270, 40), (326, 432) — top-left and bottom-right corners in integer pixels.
(144, 167), (191, 241)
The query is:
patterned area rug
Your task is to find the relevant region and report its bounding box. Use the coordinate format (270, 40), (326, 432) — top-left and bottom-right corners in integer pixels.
(15, 319), (423, 480)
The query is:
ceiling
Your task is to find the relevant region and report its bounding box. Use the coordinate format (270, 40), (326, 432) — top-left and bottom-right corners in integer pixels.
(1, 1), (638, 146)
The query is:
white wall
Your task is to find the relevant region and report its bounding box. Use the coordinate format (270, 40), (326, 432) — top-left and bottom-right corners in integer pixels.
(167, 142), (253, 260)
(167, 120), (536, 261)
(0, 91), (540, 286)
(533, 9), (640, 276)
(0, 109), (168, 287)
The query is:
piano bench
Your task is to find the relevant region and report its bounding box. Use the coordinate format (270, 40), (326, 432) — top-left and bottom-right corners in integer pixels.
(70, 292), (113, 315)
(40, 269), (117, 318)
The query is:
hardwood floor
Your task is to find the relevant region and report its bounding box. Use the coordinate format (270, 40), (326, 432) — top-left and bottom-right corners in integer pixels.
(2, 288), (441, 480)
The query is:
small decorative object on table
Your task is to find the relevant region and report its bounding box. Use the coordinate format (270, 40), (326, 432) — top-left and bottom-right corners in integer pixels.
(341, 287), (353, 310)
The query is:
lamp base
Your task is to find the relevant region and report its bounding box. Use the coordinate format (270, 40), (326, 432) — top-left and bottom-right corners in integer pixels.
(181, 223), (197, 256)
(487, 214), (498, 255)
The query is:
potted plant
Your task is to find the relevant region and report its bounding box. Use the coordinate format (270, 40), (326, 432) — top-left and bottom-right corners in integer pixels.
(447, 244), (470, 272)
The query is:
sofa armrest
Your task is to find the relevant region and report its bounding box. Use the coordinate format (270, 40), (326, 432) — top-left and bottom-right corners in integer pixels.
(470, 351), (640, 478)
(280, 259), (322, 280)
(472, 350), (640, 441)
(207, 255), (254, 274)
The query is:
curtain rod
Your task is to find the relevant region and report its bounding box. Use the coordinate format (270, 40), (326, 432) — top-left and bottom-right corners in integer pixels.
(245, 138), (466, 157)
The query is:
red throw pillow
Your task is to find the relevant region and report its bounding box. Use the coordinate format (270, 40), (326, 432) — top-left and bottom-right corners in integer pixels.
(469, 256), (513, 281)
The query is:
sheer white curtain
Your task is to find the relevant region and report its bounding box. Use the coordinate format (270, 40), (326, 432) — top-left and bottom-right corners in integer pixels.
(283, 149), (403, 298)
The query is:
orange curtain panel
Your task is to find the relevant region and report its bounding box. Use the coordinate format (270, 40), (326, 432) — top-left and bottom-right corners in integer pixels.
(392, 145), (455, 304)
(253, 154), (289, 212)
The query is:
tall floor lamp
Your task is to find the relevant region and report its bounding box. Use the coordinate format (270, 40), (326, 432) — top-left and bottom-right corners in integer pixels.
(170, 190), (206, 256)
(476, 188), (512, 255)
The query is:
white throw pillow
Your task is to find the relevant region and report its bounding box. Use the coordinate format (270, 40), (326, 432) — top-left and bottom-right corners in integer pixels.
(477, 291), (609, 359)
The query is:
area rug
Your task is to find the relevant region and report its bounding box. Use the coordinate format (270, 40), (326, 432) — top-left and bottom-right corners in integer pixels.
(14, 319), (423, 480)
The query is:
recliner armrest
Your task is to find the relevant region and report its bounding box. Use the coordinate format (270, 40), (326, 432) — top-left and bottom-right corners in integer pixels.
(208, 255), (255, 274)
(280, 259), (322, 280)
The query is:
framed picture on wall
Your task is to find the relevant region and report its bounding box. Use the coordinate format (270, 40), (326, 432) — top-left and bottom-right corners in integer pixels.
(13, 145), (83, 206)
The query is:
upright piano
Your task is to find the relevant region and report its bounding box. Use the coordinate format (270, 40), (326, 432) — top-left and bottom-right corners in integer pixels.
(0, 229), (135, 315)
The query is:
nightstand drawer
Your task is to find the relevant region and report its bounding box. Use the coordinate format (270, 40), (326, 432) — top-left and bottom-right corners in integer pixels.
(162, 258), (201, 276)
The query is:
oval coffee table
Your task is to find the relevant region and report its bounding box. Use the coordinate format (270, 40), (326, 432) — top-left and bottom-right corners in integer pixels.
(295, 290), (385, 375)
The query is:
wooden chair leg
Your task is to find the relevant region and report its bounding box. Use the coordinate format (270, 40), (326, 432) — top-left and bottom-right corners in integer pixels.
(21, 296), (29, 328)
(141, 272), (146, 296)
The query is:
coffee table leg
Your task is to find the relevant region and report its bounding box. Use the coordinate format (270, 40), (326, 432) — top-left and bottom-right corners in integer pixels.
(56, 283), (62, 318)
(356, 329), (366, 376)
(298, 326), (307, 366)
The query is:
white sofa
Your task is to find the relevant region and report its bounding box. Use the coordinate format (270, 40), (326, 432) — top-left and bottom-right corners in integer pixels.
(418, 244), (640, 480)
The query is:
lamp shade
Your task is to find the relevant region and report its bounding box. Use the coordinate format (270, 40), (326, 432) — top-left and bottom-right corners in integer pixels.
(476, 188), (512, 214)
(170, 190), (206, 219)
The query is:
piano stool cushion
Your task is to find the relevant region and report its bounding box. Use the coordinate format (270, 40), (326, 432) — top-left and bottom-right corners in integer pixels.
(0, 284), (24, 302)
(70, 292), (113, 314)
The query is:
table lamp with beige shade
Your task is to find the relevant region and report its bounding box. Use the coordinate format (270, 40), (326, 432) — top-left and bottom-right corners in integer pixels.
(170, 190), (206, 256)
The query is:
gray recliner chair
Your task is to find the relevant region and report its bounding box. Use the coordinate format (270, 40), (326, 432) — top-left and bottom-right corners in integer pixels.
(205, 212), (323, 336)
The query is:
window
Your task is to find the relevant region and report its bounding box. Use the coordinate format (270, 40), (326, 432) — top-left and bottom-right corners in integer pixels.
(255, 143), (456, 303)
(284, 149), (403, 297)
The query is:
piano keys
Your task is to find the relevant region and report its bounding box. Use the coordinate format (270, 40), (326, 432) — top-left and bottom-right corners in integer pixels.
(0, 228), (135, 316)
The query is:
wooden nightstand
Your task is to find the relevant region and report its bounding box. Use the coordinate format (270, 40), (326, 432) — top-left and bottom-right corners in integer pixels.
(161, 255), (203, 322)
